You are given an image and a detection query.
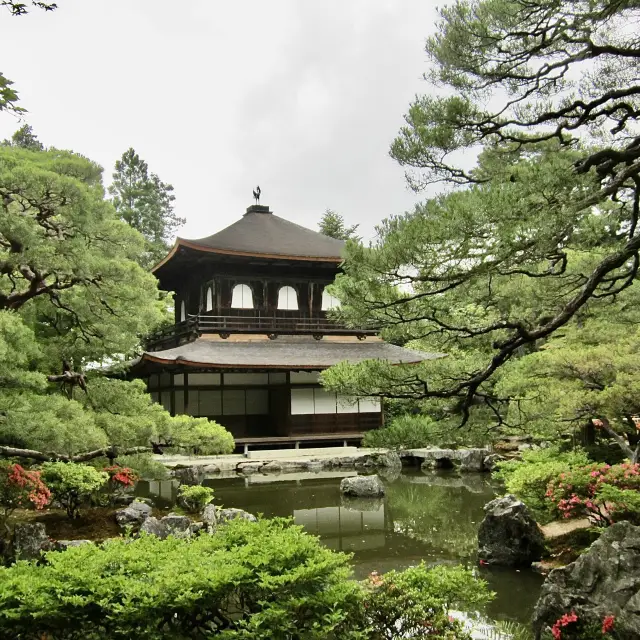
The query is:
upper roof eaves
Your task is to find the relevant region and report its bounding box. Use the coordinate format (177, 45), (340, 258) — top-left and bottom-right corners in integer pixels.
(152, 207), (345, 273)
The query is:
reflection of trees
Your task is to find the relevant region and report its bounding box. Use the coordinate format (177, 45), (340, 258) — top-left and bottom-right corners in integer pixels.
(386, 475), (493, 559)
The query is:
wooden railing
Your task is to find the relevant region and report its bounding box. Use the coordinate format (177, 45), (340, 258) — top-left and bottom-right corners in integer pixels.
(145, 313), (377, 351)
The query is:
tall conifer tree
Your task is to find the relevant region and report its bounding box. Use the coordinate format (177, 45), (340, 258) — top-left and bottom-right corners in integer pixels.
(109, 148), (185, 268)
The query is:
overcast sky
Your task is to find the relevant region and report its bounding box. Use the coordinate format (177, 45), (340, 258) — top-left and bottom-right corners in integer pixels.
(0, 0), (439, 241)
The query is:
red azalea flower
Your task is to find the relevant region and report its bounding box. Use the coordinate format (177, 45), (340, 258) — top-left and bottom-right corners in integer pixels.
(602, 615), (615, 634)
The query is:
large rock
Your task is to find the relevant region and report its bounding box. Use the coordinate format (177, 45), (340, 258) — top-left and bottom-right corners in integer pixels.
(173, 466), (202, 485)
(202, 503), (218, 531)
(54, 539), (93, 551)
(11, 523), (51, 560)
(355, 451), (402, 471)
(162, 514), (192, 538)
(115, 500), (152, 528)
(458, 449), (486, 472)
(139, 514), (193, 539)
(478, 494), (544, 567)
(139, 516), (168, 539)
(533, 522), (640, 640)
(340, 475), (385, 498)
(483, 453), (506, 472)
(216, 508), (257, 524)
(237, 461), (264, 475)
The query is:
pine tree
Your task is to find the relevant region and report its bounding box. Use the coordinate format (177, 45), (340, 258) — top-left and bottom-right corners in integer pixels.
(318, 209), (359, 241)
(109, 148), (185, 268)
(2, 124), (43, 150)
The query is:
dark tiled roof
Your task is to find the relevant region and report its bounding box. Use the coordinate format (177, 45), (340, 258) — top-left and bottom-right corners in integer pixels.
(140, 337), (441, 369)
(184, 207), (345, 260)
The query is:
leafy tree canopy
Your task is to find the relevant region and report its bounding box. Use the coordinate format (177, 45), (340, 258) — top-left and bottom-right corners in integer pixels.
(2, 124), (43, 150)
(318, 209), (360, 241)
(0, 145), (233, 460)
(323, 0), (640, 455)
(109, 148), (185, 268)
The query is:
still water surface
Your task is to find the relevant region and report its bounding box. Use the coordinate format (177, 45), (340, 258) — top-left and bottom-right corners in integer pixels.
(137, 469), (543, 625)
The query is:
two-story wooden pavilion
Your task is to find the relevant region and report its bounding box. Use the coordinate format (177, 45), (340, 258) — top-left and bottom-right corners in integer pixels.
(130, 202), (434, 452)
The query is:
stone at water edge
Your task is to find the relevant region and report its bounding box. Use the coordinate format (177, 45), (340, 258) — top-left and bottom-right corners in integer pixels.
(477, 494), (545, 567)
(172, 466), (202, 486)
(458, 448), (486, 472)
(340, 475), (385, 498)
(482, 454), (506, 472)
(355, 451), (403, 471)
(532, 521), (640, 640)
(216, 508), (258, 524)
(115, 500), (152, 528)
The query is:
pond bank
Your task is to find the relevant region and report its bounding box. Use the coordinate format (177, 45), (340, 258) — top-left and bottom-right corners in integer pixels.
(157, 446), (492, 480)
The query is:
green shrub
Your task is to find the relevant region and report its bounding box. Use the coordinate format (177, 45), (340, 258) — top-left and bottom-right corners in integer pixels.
(364, 414), (492, 450)
(40, 462), (108, 519)
(0, 518), (493, 639)
(493, 447), (590, 522)
(546, 461), (640, 526)
(363, 415), (444, 450)
(364, 564), (493, 638)
(177, 485), (214, 513)
(170, 416), (235, 455)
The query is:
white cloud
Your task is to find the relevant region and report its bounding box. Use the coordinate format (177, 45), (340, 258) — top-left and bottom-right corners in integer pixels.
(0, 0), (440, 242)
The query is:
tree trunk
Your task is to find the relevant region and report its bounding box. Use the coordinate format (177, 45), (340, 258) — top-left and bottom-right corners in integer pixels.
(0, 445), (153, 464)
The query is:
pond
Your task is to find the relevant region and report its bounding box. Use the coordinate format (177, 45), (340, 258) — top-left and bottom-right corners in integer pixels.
(137, 469), (544, 625)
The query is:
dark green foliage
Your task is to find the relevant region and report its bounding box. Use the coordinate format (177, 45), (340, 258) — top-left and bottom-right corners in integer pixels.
(109, 148), (185, 268)
(0, 518), (492, 639)
(323, 0), (640, 456)
(0, 146), (234, 460)
(0, 518), (362, 639)
(363, 414), (491, 450)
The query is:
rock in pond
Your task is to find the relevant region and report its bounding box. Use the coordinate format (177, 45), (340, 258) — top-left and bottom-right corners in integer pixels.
(340, 475), (385, 498)
(11, 523), (51, 560)
(173, 466), (202, 485)
(533, 521), (640, 640)
(217, 508), (258, 524)
(115, 500), (152, 528)
(477, 494), (544, 567)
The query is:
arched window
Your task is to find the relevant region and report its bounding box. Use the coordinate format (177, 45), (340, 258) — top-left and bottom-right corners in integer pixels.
(205, 286), (214, 312)
(321, 289), (340, 311)
(179, 300), (186, 322)
(277, 286), (298, 310)
(231, 284), (254, 309)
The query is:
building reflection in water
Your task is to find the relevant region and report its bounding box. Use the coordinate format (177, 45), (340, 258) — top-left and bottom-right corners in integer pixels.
(294, 504), (386, 552)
